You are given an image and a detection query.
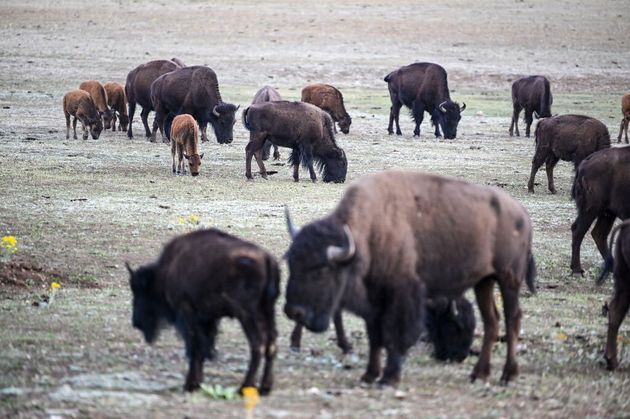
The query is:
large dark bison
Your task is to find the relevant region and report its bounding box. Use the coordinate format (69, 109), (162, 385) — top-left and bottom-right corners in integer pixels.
(301, 83), (352, 134)
(570, 146), (630, 274)
(151, 66), (238, 144)
(125, 58), (184, 140)
(384, 62), (465, 139)
(127, 228), (279, 394)
(597, 219), (630, 370)
(251, 86), (282, 161)
(243, 101), (347, 183)
(284, 170), (535, 386)
(528, 114), (610, 194)
(289, 295), (476, 363)
(509, 75), (553, 138)
(618, 93), (630, 143)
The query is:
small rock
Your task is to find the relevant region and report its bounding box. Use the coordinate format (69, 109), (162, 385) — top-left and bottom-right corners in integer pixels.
(394, 390), (406, 399)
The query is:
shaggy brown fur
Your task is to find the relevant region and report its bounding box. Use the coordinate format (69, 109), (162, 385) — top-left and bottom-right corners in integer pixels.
(285, 170), (535, 386)
(301, 84), (352, 134)
(62, 90), (103, 140)
(528, 114), (610, 194)
(79, 80), (114, 130)
(509, 75), (552, 137)
(617, 93), (630, 143)
(104, 82), (129, 132)
(570, 146), (630, 274)
(169, 114), (203, 176)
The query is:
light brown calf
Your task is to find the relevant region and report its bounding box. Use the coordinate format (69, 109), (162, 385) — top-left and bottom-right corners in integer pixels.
(170, 114), (204, 176)
(617, 93), (630, 143)
(63, 90), (103, 140)
(79, 80), (114, 129)
(104, 82), (129, 132)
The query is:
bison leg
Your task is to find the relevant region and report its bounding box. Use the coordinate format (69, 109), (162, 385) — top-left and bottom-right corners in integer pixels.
(412, 102), (425, 137)
(259, 305), (278, 395)
(79, 119), (88, 140)
(262, 140), (273, 161)
(72, 116), (78, 140)
(239, 315), (264, 392)
(545, 154), (560, 194)
(509, 105), (522, 137)
(570, 211), (598, 274)
(471, 278), (499, 383)
(127, 101), (136, 139)
(203, 319), (219, 361)
(111, 113), (117, 131)
(140, 108), (152, 139)
(361, 320), (383, 383)
(498, 281), (522, 385)
(527, 151), (546, 193)
(273, 145), (280, 160)
(592, 214), (616, 259)
(171, 139), (177, 174)
(333, 311), (352, 354)
(524, 109), (534, 138)
(604, 260), (630, 370)
(65, 111), (71, 140)
(181, 327), (205, 392)
(178, 143), (185, 174)
(245, 138), (267, 180)
(388, 102), (402, 135)
(200, 122), (209, 143)
(289, 322), (303, 351)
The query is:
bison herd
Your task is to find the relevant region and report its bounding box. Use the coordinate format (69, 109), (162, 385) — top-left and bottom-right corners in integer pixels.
(60, 57), (630, 395)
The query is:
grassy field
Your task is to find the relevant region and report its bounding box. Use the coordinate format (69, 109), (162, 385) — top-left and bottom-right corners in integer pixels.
(0, 0), (629, 417)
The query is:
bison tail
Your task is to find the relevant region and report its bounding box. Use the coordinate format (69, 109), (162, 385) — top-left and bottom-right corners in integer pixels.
(596, 254), (614, 286)
(525, 252), (537, 294)
(242, 106), (252, 131)
(164, 112), (175, 141)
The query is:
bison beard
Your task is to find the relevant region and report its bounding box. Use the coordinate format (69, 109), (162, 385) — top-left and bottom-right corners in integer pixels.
(284, 170), (535, 387)
(127, 229), (279, 394)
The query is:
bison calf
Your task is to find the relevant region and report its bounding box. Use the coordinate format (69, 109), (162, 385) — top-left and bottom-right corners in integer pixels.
(617, 93), (630, 144)
(596, 220), (630, 370)
(509, 75), (552, 137)
(301, 84), (352, 134)
(63, 90), (103, 140)
(79, 80), (114, 130)
(528, 114), (610, 194)
(104, 82), (129, 132)
(570, 146), (630, 274)
(127, 228), (279, 394)
(166, 114), (204, 176)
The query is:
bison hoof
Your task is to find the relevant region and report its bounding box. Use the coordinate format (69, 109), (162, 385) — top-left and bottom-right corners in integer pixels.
(549, 188), (557, 194)
(470, 363), (490, 383)
(604, 354), (618, 371)
(571, 269), (584, 277)
(499, 364), (518, 385)
(361, 372), (379, 384)
(183, 381), (200, 392)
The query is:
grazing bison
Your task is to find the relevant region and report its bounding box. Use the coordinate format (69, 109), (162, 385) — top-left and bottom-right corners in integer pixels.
(127, 228), (279, 394)
(166, 114), (203, 176)
(301, 84), (352, 134)
(289, 296), (476, 363)
(79, 80), (114, 130)
(124, 58), (184, 140)
(62, 90), (103, 140)
(509, 75), (553, 138)
(617, 93), (630, 143)
(384, 62), (465, 139)
(284, 170), (535, 386)
(251, 86), (282, 161)
(151, 66), (238, 144)
(243, 101), (347, 183)
(597, 219), (630, 370)
(104, 82), (129, 132)
(570, 146), (630, 274)
(528, 114), (610, 194)
(425, 296), (476, 362)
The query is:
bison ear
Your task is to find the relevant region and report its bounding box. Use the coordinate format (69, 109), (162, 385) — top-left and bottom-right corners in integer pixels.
(460, 103), (466, 112)
(184, 153), (190, 160)
(199, 153), (204, 160)
(235, 105), (240, 111)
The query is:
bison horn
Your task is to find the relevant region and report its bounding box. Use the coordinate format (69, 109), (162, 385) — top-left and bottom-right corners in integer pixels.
(450, 300), (459, 318)
(460, 103), (466, 112)
(212, 105), (220, 117)
(125, 261), (134, 276)
(439, 101), (448, 113)
(326, 225), (356, 263)
(284, 206), (299, 239)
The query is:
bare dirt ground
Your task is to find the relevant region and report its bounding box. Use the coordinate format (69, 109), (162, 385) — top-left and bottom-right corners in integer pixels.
(1, 0), (629, 417)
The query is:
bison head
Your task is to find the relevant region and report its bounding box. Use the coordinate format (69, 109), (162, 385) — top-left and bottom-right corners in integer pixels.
(436, 100), (465, 139)
(338, 115), (352, 134)
(425, 296), (475, 362)
(284, 210), (355, 333)
(127, 262), (168, 344)
(88, 117), (103, 140)
(118, 113), (129, 132)
(321, 148), (347, 183)
(184, 152), (204, 177)
(208, 103), (238, 144)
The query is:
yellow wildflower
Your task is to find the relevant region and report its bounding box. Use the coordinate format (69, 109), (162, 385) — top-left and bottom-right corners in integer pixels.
(51, 282), (61, 290)
(242, 386), (260, 411)
(1, 236), (17, 252)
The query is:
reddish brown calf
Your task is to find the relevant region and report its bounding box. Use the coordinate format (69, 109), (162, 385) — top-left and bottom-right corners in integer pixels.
(104, 82), (129, 132)
(79, 80), (114, 130)
(62, 90), (103, 140)
(169, 114), (204, 176)
(618, 93), (630, 143)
